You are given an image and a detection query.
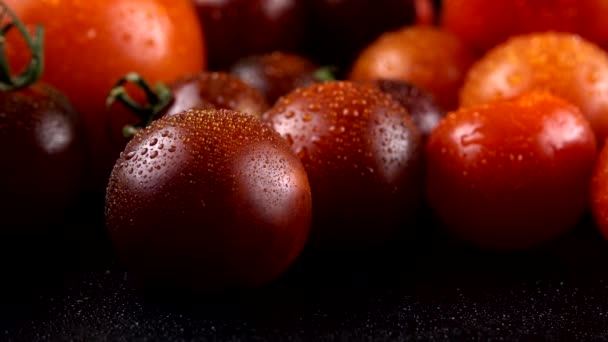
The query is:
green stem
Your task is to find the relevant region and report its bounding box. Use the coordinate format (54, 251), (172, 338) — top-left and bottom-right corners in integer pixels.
(106, 72), (172, 138)
(312, 66), (338, 82)
(0, 2), (44, 91)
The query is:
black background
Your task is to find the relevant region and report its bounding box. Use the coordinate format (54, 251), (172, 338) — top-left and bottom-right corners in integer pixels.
(2, 196), (608, 341)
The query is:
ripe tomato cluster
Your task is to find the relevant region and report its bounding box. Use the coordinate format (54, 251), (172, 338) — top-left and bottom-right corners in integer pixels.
(5, 0), (608, 292)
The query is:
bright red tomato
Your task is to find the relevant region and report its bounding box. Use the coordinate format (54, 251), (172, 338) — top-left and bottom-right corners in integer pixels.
(441, 0), (608, 53)
(426, 92), (597, 250)
(6, 0), (206, 192)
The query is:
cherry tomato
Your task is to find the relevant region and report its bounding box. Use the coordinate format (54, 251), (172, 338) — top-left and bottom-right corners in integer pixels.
(192, 0), (307, 70)
(6, 0), (206, 192)
(263, 81), (423, 249)
(0, 2), (85, 236)
(230, 51), (320, 105)
(441, 0), (608, 53)
(106, 108), (312, 290)
(349, 26), (477, 110)
(460, 32), (608, 145)
(426, 92), (597, 250)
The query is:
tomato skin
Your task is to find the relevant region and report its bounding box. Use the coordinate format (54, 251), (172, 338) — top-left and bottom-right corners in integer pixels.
(441, 0), (608, 53)
(460, 32), (608, 146)
(426, 92), (597, 250)
(6, 0), (206, 192)
(106, 109), (312, 290)
(263, 81), (423, 249)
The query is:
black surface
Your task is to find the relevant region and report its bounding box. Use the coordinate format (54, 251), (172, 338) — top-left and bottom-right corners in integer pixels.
(2, 197), (608, 341)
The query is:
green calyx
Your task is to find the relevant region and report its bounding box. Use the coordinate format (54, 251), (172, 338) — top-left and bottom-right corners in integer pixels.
(106, 72), (172, 138)
(0, 1), (44, 91)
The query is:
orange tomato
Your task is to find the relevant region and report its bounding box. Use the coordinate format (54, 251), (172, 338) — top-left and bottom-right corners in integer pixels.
(6, 0), (206, 192)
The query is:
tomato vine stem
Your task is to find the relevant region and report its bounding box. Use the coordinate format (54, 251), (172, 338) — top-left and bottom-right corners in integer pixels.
(106, 72), (172, 138)
(0, 1), (44, 91)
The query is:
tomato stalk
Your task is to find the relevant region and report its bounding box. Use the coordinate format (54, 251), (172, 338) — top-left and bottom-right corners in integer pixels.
(312, 66), (338, 82)
(106, 72), (172, 138)
(0, 1), (44, 91)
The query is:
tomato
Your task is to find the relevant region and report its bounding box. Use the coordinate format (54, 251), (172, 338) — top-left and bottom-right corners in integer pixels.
(106, 108), (312, 290)
(441, 0), (608, 53)
(263, 81), (423, 249)
(349, 26), (477, 110)
(426, 92), (597, 250)
(460, 32), (608, 146)
(193, 0), (307, 70)
(0, 1), (85, 236)
(6, 0), (206, 192)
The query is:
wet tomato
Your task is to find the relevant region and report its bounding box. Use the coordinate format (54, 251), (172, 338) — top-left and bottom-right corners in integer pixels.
(441, 0), (608, 53)
(349, 26), (477, 110)
(263, 81), (423, 249)
(372, 79), (446, 141)
(6, 0), (206, 192)
(106, 109), (312, 290)
(426, 92), (597, 250)
(460, 32), (608, 145)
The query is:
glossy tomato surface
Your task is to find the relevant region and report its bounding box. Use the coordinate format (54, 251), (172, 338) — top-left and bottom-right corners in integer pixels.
(426, 92), (597, 250)
(442, 0), (608, 53)
(460, 32), (608, 145)
(349, 26), (477, 110)
(6, 0), (206, 192)
(106, 109), (312, 290)
(263, 81), (423, 249)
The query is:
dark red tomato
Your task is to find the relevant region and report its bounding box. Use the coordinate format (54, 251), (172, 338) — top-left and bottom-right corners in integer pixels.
(106, 109), (312, 290)
(263, 81), (423, 249)
(1, 85), (85, 235)
(192, 0), (307, 70)
(6, 0), (206, 192)
(163, 72), (269, 118)
(230, 51), (320, 105)
(442, 0), (608, 53)
(107, 71), (269, 160)
(372, 79), (446, 140)
(591, 143), (608, 240)
(426, 92), (597, 250)
(349, 26), (477, 110)
(460, 32), (608, 146)
(306, 0), (418, 68)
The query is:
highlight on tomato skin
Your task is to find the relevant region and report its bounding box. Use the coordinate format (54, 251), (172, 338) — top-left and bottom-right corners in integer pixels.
(105, 108), (312, 291)
(5, 0), (206, 193)
(425, 92), (598, 251)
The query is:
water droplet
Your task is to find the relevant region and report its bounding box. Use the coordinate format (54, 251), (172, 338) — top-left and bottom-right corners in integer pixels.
(125, 151), (136, 160)
(150, 150), (159, 159)
(285, 111), (295, 118)
(140, 148), (148, 155)
(161, 131), (169, 137)
(168, 146), (176, 153)
(149, 138), (158, 146)
(303, 114), (312, 122)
